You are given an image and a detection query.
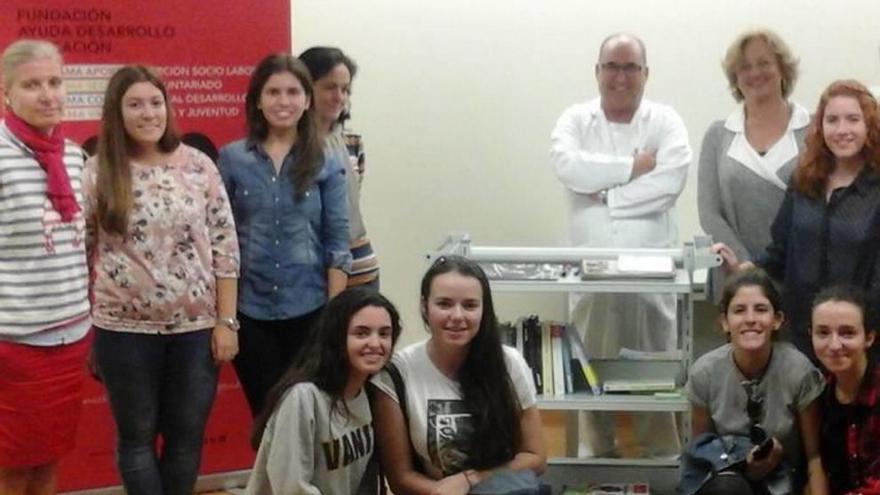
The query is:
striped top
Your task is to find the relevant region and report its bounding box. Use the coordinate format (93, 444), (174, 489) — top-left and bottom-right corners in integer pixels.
(326, 132), (379, 288)
(0, 122), (90, 340)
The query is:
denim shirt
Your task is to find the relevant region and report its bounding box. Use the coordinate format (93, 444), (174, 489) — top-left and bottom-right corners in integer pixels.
(218, 139), (351, 320)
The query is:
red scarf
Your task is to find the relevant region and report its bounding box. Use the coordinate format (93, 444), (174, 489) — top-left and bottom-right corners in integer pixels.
(4, 111), (81, 222)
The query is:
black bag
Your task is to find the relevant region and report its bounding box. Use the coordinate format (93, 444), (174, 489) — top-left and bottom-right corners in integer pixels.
(385, 363), (424, 473)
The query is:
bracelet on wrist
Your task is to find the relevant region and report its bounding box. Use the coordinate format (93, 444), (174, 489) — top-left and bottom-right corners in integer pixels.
(217, 316), (240, 332)
(462, 470), (474, 488)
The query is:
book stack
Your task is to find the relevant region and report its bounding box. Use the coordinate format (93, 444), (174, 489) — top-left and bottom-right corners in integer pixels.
(500, 317), (601, 396)
(500, 318), (679, 397)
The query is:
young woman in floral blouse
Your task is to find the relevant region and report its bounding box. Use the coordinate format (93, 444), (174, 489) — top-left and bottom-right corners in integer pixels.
(83, 65), (240, 495)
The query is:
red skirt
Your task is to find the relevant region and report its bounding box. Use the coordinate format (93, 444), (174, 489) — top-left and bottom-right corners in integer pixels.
(0, 334), (91, 468)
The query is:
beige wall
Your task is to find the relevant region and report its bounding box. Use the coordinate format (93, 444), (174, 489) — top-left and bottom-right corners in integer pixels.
(291, 0), (880, 344)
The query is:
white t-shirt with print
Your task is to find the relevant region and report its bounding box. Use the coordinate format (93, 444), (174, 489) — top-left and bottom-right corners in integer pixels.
(371, 340), (536, 479)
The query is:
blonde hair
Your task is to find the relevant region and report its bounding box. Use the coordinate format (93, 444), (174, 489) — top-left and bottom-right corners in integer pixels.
(721, 29), (798, 102)
(2, 39), (62, 87)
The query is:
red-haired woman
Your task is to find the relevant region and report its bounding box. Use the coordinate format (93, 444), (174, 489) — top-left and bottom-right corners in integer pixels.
(715, 80), (880, 361)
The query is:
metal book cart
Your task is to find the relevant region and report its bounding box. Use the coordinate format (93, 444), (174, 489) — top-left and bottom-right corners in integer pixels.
(429, 233), (721, 494)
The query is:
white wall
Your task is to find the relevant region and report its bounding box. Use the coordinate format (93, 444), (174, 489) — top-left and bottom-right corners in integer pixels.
(292, 0), (880, 343)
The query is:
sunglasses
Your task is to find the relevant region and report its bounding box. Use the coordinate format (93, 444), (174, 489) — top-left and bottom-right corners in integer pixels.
(742, 379), (768, 444)
(741, 379), (763, 421)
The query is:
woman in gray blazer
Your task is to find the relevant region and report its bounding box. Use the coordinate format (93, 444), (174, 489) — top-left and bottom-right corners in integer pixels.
(698, 29), (808, 298)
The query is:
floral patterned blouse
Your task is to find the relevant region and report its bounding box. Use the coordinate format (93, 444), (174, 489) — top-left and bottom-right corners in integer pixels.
(83, 145), (240, 334)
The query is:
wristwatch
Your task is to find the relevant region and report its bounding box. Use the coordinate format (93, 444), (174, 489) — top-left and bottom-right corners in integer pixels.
(598, 189), (609, 205)
(217, 316), (240, 332)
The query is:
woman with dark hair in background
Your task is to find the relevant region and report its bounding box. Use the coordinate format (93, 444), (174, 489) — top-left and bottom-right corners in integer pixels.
(812, 286), (880, 494)
(246, 287), (402, 494)
(684, 269), (826, 495)
(217, 53), (351, 418)
(0, 39), (91, 495)
(371, 255), (546, 495)
(716, 80), (880, 360)
(300, 46), (379, 289)
(698, 29), (808, 299)
(84, 65), (240, 495)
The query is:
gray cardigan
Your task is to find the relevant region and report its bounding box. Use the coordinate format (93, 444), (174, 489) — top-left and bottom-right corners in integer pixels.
(698, 120), (807, 261)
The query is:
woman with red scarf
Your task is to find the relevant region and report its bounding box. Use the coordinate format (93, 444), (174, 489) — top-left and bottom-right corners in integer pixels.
(0, 39), (91, 495)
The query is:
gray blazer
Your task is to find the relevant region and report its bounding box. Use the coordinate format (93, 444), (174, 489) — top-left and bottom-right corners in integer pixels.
(698, 120), (807, 259)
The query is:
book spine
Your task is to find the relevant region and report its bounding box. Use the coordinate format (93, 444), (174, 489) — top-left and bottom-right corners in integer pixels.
(565, 324), (602, 395)
(551, 323), (566, 396)
(515, 317), (525, 357)
(569, 357), (590, 392)
(561, 327), (573, 394)
(541, 320), (553, 396)
(526, 316), (542, 392)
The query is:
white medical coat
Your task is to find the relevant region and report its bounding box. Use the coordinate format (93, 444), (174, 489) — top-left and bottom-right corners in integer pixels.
(550, 98), (692, 357)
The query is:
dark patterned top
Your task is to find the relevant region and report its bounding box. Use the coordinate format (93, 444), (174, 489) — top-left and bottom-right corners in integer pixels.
(821, 359), (880, 495)
(757, 168), (880, 358)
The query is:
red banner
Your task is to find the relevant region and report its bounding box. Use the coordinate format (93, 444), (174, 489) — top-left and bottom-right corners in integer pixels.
(0, 1), (291, 490)
(1, 0), (291, 148)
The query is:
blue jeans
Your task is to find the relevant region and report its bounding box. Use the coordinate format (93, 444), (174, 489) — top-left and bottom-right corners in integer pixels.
(94, 328), (218, 495)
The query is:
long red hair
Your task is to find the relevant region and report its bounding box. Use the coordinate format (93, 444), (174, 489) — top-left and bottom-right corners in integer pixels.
(793, 79), (880, 199)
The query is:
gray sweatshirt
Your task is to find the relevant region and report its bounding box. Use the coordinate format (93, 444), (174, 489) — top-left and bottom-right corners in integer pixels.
(246, 382), (374, 495)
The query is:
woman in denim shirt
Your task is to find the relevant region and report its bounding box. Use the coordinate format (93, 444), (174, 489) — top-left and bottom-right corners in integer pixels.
(218, 54), (351, 418)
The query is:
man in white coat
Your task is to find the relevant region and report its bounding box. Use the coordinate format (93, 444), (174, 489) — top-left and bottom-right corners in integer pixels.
(549, 33), (692, 457)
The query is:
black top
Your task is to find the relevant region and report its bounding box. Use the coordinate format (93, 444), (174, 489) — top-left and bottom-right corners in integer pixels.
(757, 168), (880, 359)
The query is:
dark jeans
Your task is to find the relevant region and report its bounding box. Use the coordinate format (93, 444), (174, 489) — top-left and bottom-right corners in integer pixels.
(93, 328), (218, 495)
(233, 309), (321, 418)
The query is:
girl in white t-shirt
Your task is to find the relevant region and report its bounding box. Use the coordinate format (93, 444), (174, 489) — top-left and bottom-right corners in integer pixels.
(372, 255), (547, 494)
(247, 288), (402, 495)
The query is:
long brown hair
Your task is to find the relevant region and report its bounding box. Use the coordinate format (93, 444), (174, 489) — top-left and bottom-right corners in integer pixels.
(251, 288), (402, 449)
(245, 54), (323, 197)
(419, 255), (523, 469)
(792, 79), (880, 199)
(96, 65), (180, 235)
